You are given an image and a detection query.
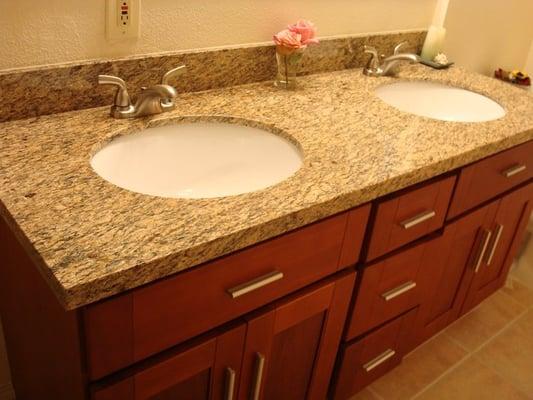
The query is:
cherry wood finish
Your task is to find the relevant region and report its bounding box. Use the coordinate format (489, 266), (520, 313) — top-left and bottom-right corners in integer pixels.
(462, 182), (533, 314)
(91, 324), (246, 400)
(411, 200), (499, 348)
(0, 218), (87, 400)
(448, 140), (533, 219)
(366, 175), (456, 260)
(238, 271), (356, 400)
(339, 205), (372, 268)
(333, 308), (417, 400)
(346, 240), (430, 340)
(84, 207), (369, 380)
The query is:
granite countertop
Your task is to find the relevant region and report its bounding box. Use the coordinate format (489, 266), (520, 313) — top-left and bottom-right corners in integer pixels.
(1, 65), (532, 309)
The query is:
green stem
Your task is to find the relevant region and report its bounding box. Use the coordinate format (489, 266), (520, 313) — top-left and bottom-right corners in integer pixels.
(284, 55), (289, 86)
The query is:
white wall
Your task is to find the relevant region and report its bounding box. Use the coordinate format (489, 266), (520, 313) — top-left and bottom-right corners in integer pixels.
(444, 0), (533, 76)
(0, 0), (438, 70)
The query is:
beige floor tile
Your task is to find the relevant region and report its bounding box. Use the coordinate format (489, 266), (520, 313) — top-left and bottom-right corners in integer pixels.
(414, 357), (530, 400)
(501, 278), (533, 307)
(369, 333), (468, 400)
(444, 290), (525, 352)
(348, 388), (382, 400)
(475, 309), (533, 395)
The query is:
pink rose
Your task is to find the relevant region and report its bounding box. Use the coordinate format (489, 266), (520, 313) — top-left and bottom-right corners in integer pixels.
(273, 29), (305, 54)
(288, 20), (319, 45)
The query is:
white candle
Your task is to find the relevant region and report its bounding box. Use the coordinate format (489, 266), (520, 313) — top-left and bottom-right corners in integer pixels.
(421, 26), (446, 61)
(433, 0), (450, 28)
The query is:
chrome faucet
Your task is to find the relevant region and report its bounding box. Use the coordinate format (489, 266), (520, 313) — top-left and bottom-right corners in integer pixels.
(98, 65), (187, 118)
(363, 42), (420, 77)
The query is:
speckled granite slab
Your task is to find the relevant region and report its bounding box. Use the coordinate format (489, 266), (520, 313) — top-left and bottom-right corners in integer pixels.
(0, 30), (425, 122)
(1, 64), (532, 309)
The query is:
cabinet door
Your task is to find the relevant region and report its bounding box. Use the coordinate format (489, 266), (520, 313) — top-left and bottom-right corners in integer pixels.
(91, 324), (245, 400)
(238, 271), (355, 400)
(462, 182), (533, 314)
(411, 200), (498, 348)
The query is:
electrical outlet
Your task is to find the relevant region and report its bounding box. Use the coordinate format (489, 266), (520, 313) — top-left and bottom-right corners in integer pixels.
(106, 0), (140, 40)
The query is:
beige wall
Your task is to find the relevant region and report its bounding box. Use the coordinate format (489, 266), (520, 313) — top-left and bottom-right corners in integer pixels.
(444, 0), (533, 76)
(526, 40), (533, 72)
(0, 0), (438, 70)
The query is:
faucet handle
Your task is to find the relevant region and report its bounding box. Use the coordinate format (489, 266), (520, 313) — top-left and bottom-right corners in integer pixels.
(98, 75), (132, 109)
(363, 45), (380, 71)
(364, 45), (379, 58)
(162, 65), (187, 86)
(393, 41), (408, 55)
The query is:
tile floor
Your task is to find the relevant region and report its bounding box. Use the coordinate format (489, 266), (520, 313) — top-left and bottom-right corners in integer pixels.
(351, 269), (533, 400)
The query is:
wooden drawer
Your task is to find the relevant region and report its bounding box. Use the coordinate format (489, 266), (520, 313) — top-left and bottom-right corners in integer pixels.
(84, 205), (370, 380)
(448, 140), (533, 219)
(333, 308), (417, 400)
(345, 239), (435, 340)
(366, 176), (456, 260)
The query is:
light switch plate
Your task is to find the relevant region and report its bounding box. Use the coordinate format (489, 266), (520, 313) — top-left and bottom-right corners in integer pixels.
(106, 0), (140, 40)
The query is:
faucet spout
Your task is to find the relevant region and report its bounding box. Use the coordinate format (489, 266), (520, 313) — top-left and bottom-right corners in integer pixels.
(98, 66), (186, 119)
(381, 53), (421, 75)
(362, 43), (421, 77)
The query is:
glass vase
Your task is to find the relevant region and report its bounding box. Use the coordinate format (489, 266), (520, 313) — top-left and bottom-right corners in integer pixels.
(274, 50), (304, 89)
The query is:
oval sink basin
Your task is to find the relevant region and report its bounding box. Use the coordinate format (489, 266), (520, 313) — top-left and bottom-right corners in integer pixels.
(91, 122), (303, 199)
(375, 81), (506, 122)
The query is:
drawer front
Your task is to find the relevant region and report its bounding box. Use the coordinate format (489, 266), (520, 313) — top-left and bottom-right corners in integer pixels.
(333, 308), (417, 400)
(84, 205), (370, 380)
(346, 239), (433, 340)
(448, 140), (533, 219)
(366, 175), (456, 260)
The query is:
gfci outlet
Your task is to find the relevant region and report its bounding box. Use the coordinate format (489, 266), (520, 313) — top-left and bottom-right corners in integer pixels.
(106, 0), (140, 40)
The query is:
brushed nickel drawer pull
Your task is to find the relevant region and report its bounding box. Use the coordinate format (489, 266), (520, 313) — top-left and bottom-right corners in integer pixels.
(486, 224), (504, 266)
(251, 352), (265, 400)
(381, 281), (417, 301)
(473, 228), (492, 273)
(363, 349), (396, 372)
(224, 367), (236, 400)
(227, 271), (284, 299)
(400, 210), (436, 229)
(502, 164), (526, 178)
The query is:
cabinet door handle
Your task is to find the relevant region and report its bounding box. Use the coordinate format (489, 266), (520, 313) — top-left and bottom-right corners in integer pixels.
(381, 281), (417, 301)
(227, 271), (284, 299)
(502, 164), (526, 178)
(485, 224), (504, 266)
(224, 367), (236, 400)
(400, 210), (436, 229)
(250, 352), (265, 400)
(363, 349), (396, 372)
(473, 228), (492, 273)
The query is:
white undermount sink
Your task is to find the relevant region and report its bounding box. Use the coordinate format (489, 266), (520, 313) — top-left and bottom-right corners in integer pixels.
(375, 81), (506, 122)
(90, 121), (303, 199)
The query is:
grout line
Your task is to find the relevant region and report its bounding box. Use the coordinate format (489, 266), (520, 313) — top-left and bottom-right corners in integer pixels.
(367, 385), (386, 400)
(471, 309), (533, 399)
(474, 308), (528, 353)
(410, 352), (476, 400)
(410, 294), (529, 399)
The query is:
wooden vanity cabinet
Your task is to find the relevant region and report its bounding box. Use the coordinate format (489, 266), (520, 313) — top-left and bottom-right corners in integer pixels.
(91, 271), (355, 400)
(410, 199), (498, 347)
(412, 181), (533, 348)
(461, 182), (533, 314)
(84, 206), (370, 381)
